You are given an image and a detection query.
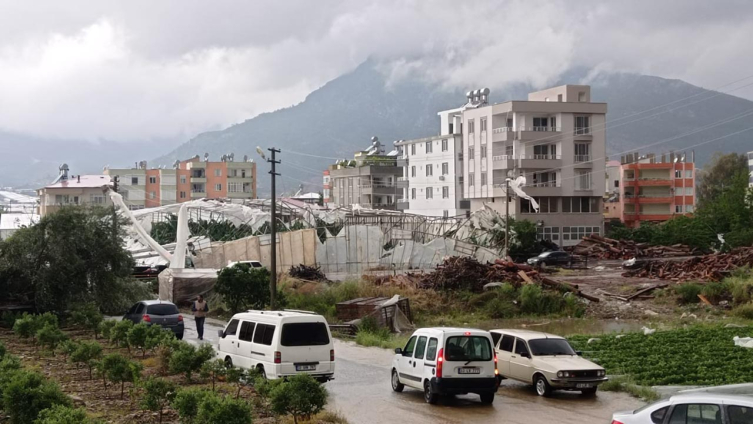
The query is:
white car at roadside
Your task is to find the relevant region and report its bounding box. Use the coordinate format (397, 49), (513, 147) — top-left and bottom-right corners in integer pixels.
(611, 390), (753, 423)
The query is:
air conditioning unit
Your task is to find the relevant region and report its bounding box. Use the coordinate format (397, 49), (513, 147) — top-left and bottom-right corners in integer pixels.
(439, 176), (445, 181)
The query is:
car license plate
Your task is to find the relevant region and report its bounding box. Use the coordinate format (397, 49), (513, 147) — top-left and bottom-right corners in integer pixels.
(296, 364), (316, 371)
(458, 367), (480, 374)
(576, 383), (593, 389)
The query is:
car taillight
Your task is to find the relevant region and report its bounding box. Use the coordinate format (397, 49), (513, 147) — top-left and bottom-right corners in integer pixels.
(177, 315), (183, 322)
(330, 349), (335, 361)
(611, 421), (625, 424)
(274, 351), (281, 364)
(436, 348), (444, 378)
(142, 314), (151, 322)
(494, 351), (499, 375)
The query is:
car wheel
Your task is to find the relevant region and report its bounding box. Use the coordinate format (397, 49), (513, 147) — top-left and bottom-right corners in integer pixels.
(391, 369), (404, 392)
(257, 366), (267, 380)
(176, 333), (183, 340)
(581, 387), (597, 396)
(540, 261), (547, 267)
(224, 357), (233, 368)
(480, 393), (495, 404)
(423, 380), (438, 404)
(534, 374), (552, 397)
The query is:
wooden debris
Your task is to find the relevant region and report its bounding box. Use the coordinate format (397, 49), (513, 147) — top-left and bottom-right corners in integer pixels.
(621, 247), (753, 281)
(571, 234), (699, 259)
(289, 264), (328, 281)
(698, 294), (712, 306)
(518, 270), (535, 285)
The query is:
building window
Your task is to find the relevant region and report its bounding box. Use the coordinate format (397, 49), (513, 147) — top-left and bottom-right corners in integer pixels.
(213, 169), (221, 177)
(480, 117), (487, 132)
(468, 173), (475, 186)
(675, 205), (683, 213)
(575, 116), (590, 135)
(481, 172), (487, 186)
(229, 182), (243, 193)
(411, 188), (416, 199)
(149, 176), (156, 184)
(468, 146), (474, 159)
(481, 146), (487, 159)
(562, 226), (599, 241)
(614, 180), (620, 188)
(468, 119), (475, 134)
(533, 143), (557, 159)
(180, 175), (187, 184)
(426, 141), (433, 153)
(131, 177), (139, 185)
(442, 162), (449, 175)
(88, 194), (104, 204)
(537, 226), (561, 242)
(411, 166), (416, 177)
(443, 210), (449, 218)
(442, 139), (448, 152)
(685, 169), (692, 178)
(578, 92), (586, 102)
(411, 144), (416, 155)
(575, 170), (592, 190)
(685, 205), (694, 213)
(426, 187), (433, 199)
(574, 143), (590, 162)
(149, 192), (156, 199)
(215, 183), (222, 191)
(562, 197), (599, 213)
(442, 186), (449, 198)
(674, 169), (682, 178)
(426, 164), (433, 177)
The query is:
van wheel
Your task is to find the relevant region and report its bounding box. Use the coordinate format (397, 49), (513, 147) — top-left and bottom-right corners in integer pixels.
(224, 357), (233, 368)
(423, 380), (438, 404)
(257, 366), (267, 380)
(391, 369), (404, 392)
(534, 374), (552, 397)
(581, 387), (597, 396)
(480, 393), (495, 405)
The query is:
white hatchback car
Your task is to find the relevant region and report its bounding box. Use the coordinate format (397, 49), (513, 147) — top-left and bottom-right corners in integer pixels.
(391, 328), (498, 404)
(611, 391), (753, 423)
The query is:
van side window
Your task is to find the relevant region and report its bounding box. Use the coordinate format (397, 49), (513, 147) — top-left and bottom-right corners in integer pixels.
(403, 336), (417, 356)
(491, 332), (502, 348)
(500, 335), (515, 352)
(514, 338), (530, 356)
(225, 319), (240, 336)
(238, 321), (255, 342)
(728, 405), (753, 424)
(414, 336), (428, 359)
(425, 338), (438, 361)
(253, 324), (276, 346)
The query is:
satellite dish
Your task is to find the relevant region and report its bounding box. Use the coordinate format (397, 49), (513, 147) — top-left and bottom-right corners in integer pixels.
(173, 160), (180, 168)
(229, 153), (235, 162)
(204, 153), (209, 162)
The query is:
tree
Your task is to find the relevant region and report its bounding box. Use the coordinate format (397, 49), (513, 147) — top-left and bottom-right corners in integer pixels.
(98, 320), (116, 340)
(196, 393), (252, 424)
(2, 370), (71, 424)
(144, 324), (174, 355)
(98, 353), (142, 399)
(269, 374), (327, 424)
(168, 342), (215, 382)
(225, 367), (249, 399)
(695, 170), (753, 249)
(697, 152), (748, 208)
(36, 324), (68, 355)
(171, 388), (214, 424)
(127, 323), (150, 357)
(70, 341), (103, 380)
(70, 303), (104, 339)
(509, 218), (538, 259)
(34, 405), (103, 424)
(13, 313), (57, 343)
(215, 264), (271, 314)
(57, 339), (79, 362)
(109, 320), (133, 351)
(200, 359), (227, 391)
(139, 377), (177, 424)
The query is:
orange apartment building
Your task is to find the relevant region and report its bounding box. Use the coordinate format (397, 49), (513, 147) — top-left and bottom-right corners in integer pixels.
(105, 154), (256, 210)
(619, 152), (695, 227)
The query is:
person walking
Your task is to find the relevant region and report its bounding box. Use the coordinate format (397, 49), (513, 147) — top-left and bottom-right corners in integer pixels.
(192, 295), (209, 340)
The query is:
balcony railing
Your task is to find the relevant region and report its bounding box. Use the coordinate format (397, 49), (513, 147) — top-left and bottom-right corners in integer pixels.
(528, 181), (561, 188)
(521, 126), (561, 132)
(493, 155), (516, 161)
(574, 127), (591, 135)
(492, 127), (513, 133)
(574, 155), (592, 162)
(527, 154), (561, 160)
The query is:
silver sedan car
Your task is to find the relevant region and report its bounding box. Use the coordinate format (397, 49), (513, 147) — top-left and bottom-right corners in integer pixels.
(611, 387), (753, 424)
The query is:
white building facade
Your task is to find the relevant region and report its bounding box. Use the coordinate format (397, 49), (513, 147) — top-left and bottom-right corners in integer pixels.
(748, 151), (753, 187)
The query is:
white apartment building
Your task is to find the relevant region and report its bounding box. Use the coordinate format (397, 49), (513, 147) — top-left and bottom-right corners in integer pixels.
(438, 85), (607, 246)
(395, 134), (468, 217)
(748, 151), (753, 187)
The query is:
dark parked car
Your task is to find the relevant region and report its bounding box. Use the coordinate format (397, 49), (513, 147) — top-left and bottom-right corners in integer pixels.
(527, 251), (572, 268)
(123, 300), (184, 340)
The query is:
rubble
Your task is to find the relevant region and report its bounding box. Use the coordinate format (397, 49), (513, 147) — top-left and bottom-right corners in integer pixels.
(571, 234), (698, 259)
(288, 264), (328, 281)
(621, 247), (753, 281)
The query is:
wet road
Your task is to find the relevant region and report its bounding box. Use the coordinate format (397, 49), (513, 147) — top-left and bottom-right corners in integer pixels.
(181, 316), (645, 424)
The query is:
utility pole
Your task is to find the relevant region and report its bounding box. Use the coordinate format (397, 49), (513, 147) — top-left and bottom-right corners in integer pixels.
(505, 178), (511, 258)
(268, 148), (281, 310)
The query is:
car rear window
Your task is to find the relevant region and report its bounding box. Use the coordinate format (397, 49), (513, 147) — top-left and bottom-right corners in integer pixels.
(146, 304), (179, 315)
(280, 322), (330, 346)
(445, 336), (492, 362)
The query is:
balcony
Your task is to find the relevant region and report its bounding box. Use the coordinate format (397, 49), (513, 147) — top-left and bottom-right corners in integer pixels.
(636, 177), (671, 186)
(190, 190), (206, 198)
(396, 158), (408, 167)
(396, 177), (409, 188)
(523, 181), (561, 196)
(518, 154), (562, 169)
(396, 199), (409, 210)
(492, 127), (515, 142)
(574, 128), (592, 138)
(574, 155), (592, 165)
(228, 191), (253, 199)
(492, 155), (516, 170)
(190, 177), (207, 183)
(518, 126), (562, 142)
(360, 184), (400, 195)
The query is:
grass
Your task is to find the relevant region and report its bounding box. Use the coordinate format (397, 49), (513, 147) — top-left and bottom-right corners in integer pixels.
(600, 376), (660, 402)
(354, 330), (409, 350)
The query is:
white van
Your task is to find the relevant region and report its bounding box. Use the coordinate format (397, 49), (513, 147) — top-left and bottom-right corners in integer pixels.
(217, 310), (335, 382)
(391, 328), (498, 404)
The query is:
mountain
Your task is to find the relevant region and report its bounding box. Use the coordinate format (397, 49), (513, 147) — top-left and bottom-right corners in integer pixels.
(153, 61), (753, 196)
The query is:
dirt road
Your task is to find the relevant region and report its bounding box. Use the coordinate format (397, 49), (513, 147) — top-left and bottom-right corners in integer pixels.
(184, 316), (644, 424)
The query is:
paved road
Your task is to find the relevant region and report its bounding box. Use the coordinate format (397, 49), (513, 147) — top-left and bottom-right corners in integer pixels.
(181, 315), (644, 424)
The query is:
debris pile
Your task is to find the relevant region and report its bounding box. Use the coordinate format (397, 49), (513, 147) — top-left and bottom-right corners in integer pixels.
(621, 247), (753, 281)
(288, 264), (328, 282)
(572, 234), (697, 259)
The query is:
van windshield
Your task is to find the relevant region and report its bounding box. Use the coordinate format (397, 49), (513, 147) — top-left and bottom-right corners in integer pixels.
(445, 336), (492, 362)
(281, 322), (330, 346)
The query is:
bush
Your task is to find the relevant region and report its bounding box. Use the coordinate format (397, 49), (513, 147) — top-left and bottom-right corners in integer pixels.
(270, 374), (327, 424)
(0, 340), (5, 359)
(36, 324), (68, 354)
(519, 284), (567, 316)
(98, 320), (116, 340)
(676, 283), (703, 304)
(2, 370), (71, 424)
(34, 405), (102, 424)
(196, 392), (253, 424)
(70, 341), (103, 380)
(0, 355), (23, 400)
(109, 320), (133, 351)
(200, 359), (227, 391)
(225, 366), (249, 399)
(1, 311), (22, 329)
(145, 324), (174, 354)
(140, 377), (177, 424)
(127, 323), (150, 357)
(168, 342), (215, 382)
(172, 388), (214, 423)
(98, 353), (142, 399)
(57, 339), (78, 361)
(357, 315), (380, 333)
(215, 264), (271, 314)
(732, 304), (753, 320)
(13, 314), (41, 340)
(484, 298), (517, 319)
(70, 303), (104, 339)
(701, 281), (731, 304)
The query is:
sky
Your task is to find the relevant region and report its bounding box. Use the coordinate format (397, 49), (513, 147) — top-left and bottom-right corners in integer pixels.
(1, 0), (753, 144)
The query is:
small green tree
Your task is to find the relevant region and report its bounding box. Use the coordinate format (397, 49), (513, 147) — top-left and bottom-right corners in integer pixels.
(200, 359), (227, 391)
(215, 265), (271, 313)
(196, 393), (252, 424)
(0, 355), (23, 400)
(127, 323), (150, 357)
(0, 340), (5, 359)
(57, 339), (78, 362)
(144, 325), (174, 354)
(34, 404), (103, 424)
(12, 314), (40, 341)
(109, 320), (133, 351)
(70, 303), (104, 339)
(98, 320), (116, 340)
(70, 341), (103, 380)
(168, 342), (216, 382)
(36, 324), (68, 355)
(270, 374), (327, 424)
(172, 388), (214, 424)
(139, 377), (177, 424)
(98, 353), (142, 399)
(225, 366), (248, 399)
(2, 370), (71, 424)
